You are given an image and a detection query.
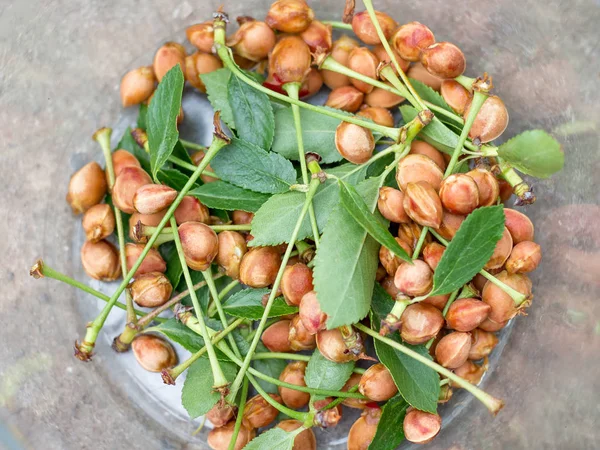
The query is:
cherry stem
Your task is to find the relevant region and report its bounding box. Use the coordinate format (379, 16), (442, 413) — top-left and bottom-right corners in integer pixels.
(224, 164), (324, 404)
(227, 378), (249, 450)
(429, 229), (528, 305)
(283, 82), (320, 249)
(139, 223), (251, 237)
(169, 215), (229, 389)
(214, 340), (366, 400)
(168, 155), (220, 179)
(355, 323), (504, 415)
(245, 373), (309, 423)
(321, 385), (360, 411)
(202, 266), (243, 359)
(321, 20), (353, 30)
(179, 138), (206, 151)
(412, 227), (429, 259)
(207, 279), (240, 317)
(93, 127), (138, 328)
(442, 289), (461, 317)
(76, 131), (228, 359)
(361, 0), (427, 111)
(445, 90), (488, 177)
(29, 260), (153, 319)
(160, 317), (244, 381)
(211, 17), (401, 141)
(251, 352), (366, 375)
(497, 157), (536, 205)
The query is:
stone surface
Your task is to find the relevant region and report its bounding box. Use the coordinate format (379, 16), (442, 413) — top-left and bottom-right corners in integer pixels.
(0, 1), (599, 449)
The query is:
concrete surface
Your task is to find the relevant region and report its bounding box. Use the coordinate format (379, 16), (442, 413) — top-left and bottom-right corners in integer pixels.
(1, 1), (599, 449)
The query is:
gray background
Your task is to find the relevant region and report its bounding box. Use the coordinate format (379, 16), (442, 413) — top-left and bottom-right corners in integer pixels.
(1, 0), (599, 449)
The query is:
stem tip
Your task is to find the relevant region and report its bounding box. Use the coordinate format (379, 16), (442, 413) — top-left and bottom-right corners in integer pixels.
(30, 259), (44, 279)
(74, 340), (94, 362)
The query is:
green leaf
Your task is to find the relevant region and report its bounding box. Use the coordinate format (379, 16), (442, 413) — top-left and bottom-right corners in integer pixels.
(188, 181), (270, 212)
(368, 394), (409, 450)
(249, 164), (367, 247)
(243, 427), (300, 450)
(171, 140), (194, 167)
(181, 356), (238, 418)
(252, 342), (287, 394)
(313, 177), (381, 329)
(272, 106), (346, 164)
(148, 318), (205, 352)
(115, 127), (151, 173)
(371, 284), (440, 413)
(157, 168), (196, 191)
(305, 349), (354, 392)
(147, 65), (185, 179)
(211, 138), (297, 194)
(137, 103), (148, 130)
(200, 68), (235, 129)
(400, 105), (458, 155)
(409, 78), (452, 112)
(497, 130), (564, 178)
(222, 288), (298, 319)
(430, 205), (505, 296)
(228, 75), (274, 150)
(159, 242), (183, 288)
(338, 180), (411, 264)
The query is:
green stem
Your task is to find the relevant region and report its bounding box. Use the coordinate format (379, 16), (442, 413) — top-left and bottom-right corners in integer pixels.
(497, 157), (535, 205)
(202, 267), (242, 359)
(169, 217), (228, 389)
(179, 138), (206, 151)
(245, 373), (308, 423)
(355, 323), (504, 415)
(322, 20), (353, 30)
(141, 223), (251, 236)
(454, 75), (476, 90)
(169, 155), (220, 180)
(207, 279), (240, 317)
(93, 128), (138, 327)
(225, 166), (324, 403)
(29, 260), (154, 320)
(251, 353), (366, 374)
(283, 82), (320, 249)
(211, 20), (400, 141)
(215, 341), (365, 400)
(362, 0), (427, 111)
(444, 90), (487, 177)
(412, 227), (429, 259)
(227, 379), (249, 450)
(76, 134), (228, 359)
(442, 289), (461, 317)
(161, 317), (244, 381)
(429, 229), (528, 305)
(322, 385), (360, 411)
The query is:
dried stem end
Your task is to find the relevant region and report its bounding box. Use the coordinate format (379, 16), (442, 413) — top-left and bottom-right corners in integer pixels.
(74, 340), (94, 362)
(30, 259), (45, 279)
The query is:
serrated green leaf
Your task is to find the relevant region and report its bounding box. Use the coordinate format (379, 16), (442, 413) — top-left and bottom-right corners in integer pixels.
(137, 103), (148, 130)
(157, 167), (197, 191)
(430, 205), (505, 296)
(497, 130), (564, 178)
(148, 318), (205, 352)
(338, 180), (411, 264)
(181, 357), (238, 419)
(147, 65), (185, 179)
(159, 242), (183, 288)
(314, 177), (382, 329)
(371, 284), (440, 413)
(222, 288), (297, 319)
(409, 78), (453, 112)
(115, 127), (151, 173)
(400, 105), (458, 155)
(305, 349), (354, 392)
(368, 394), (409, 450)
(176, 273), (239, 312)
(211, 138), (296, 194)
(243, 427), (301, 450)
(272, 106), (346, 164)
(228, 75), (274, 150)
(200, 68), (235, 129)
(249, 164), (367, 247)
(252, 342), (287, 394)
(188, 181), (270, 212)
